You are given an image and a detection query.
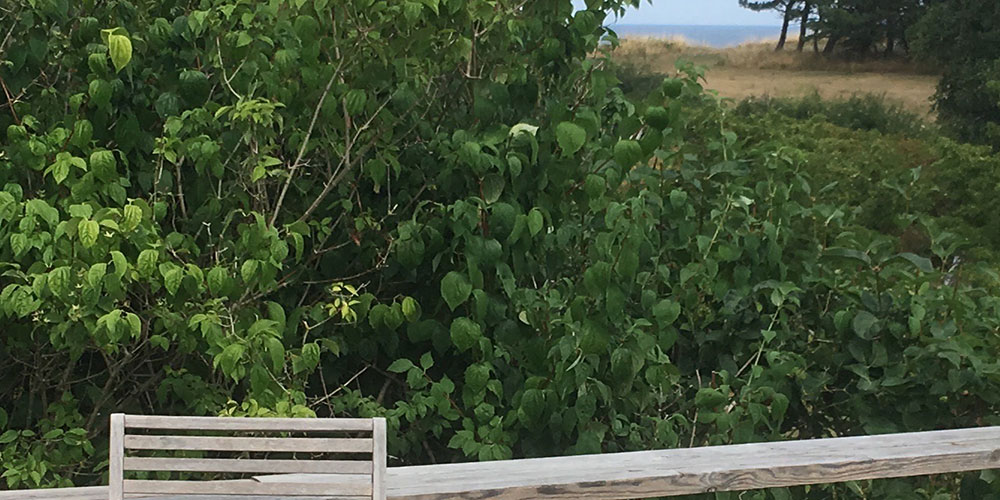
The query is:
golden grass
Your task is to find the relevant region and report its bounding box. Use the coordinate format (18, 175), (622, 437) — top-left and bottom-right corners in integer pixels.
(613, 37), (941, 116)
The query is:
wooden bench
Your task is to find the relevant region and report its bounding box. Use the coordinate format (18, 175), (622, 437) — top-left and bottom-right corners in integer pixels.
(108, 413), (386, 500)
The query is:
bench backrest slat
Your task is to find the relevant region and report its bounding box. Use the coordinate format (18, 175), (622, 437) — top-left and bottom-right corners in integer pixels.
(122, 479), (373, 497)
(123, 456), (373, 474)
(123, 435), (374, 453)
(109, 413), (385, 500)
(124, 414), (375, 431)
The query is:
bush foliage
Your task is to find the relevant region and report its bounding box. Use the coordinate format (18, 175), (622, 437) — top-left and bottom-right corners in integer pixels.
(910, 0), (1000, 146)
(734, 92), (930, 136)
(2, 1), (1000, 499)
(732, 96), (1000, 259)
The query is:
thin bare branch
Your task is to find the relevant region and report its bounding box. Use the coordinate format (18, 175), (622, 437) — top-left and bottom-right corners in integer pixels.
(216, 37), (243, 100)
(268, 57), (347, 227)
(295, 95), (393, 223)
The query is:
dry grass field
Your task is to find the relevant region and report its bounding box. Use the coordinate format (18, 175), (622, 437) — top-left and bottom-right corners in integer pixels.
(613, 37), (940, 116)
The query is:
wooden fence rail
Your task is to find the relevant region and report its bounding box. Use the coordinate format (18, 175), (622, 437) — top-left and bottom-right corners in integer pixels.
(2, 427), (999, 499)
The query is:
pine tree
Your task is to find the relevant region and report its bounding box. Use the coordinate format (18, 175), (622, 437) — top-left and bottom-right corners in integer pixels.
(739, 0), (802, 50)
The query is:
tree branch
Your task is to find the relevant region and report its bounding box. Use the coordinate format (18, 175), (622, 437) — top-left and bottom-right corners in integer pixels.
(269, 58), (347, 227)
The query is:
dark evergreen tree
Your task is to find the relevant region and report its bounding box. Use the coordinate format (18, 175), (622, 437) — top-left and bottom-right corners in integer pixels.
(739, 0), (802, 50)
(809, 0), (934, 56)
(910, 0), (1000, 144)
(797, 1), (813, 52)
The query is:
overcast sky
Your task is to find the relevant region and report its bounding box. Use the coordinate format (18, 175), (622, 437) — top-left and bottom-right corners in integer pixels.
(573, 0), (781, 26)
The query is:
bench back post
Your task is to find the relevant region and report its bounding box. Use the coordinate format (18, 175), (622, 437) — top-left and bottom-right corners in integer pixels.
(108, 414), (124, 500)
(373, 417), (386, 500)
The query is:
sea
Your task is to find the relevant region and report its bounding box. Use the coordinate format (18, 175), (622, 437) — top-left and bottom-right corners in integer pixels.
(610, 25), (786, 48)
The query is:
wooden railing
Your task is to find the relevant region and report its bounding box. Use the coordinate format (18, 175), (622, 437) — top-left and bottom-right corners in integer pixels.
(2, 427), (999, 499)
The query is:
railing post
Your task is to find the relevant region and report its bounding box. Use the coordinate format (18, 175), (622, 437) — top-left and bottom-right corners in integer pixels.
(373, 417), (387, 500)
(108, 413), (124, 500)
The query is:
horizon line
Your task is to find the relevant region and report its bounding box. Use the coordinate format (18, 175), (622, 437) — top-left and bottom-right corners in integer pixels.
(608, 23), (785, 28)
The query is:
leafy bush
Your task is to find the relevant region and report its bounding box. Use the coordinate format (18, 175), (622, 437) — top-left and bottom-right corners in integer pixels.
(734, 92), (930, 137)
(612, 38), (682, 98)
(727, 103), (1000, 262)
(2, 1), (1000, 499)
(910, 0), (1000, 146)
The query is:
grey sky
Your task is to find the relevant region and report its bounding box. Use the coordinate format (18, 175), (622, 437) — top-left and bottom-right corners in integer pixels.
(574, 0), (782, 26)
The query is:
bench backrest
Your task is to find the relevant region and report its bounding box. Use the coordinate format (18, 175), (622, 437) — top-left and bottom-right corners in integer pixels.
(109, 414), (386, 500)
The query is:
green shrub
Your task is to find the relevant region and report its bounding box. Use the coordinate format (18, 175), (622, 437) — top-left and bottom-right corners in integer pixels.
(2, 2), (1000, 499)
(910, 0), (1000, 147)
(728, 102), (1000, 264)
(734, 92), (931, 137)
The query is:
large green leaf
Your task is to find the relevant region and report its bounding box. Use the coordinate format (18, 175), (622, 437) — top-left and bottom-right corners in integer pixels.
(121, 205), (142, 232)
(883, 252), (934, 273)
(207, 267), (227, 296)
(450, 317), (480, 352)
(555, 121), (586, 157)
(613, 139), (643, 167)
(137, 250), (157, 277)
(47, 267), (71, 299)
(853, 311), (878, 340)
(652, 299), (681, 326)
(108, 251), (127, 279)
(527, 209), (544, 236)
(9, 233), (27, 257)
(87, 263), (107, 288)
(107, 33), (132, 73)
(824, 247), (872, 266)
(481, 173), (505, 203)
(695, 388), (727, 409)
(78, 220), (100, 248)
(388, 358), (415, 373)
(265, 337), (285, 372)
(160, 264), (184, 296)
(441, 271), (472, 311)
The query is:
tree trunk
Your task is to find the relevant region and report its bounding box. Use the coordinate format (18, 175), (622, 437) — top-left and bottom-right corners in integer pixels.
(823, 34), (840, 55)
(797, 2), (811, 52)
(885, 16), (896, 57)
(776, 5), (794, 51)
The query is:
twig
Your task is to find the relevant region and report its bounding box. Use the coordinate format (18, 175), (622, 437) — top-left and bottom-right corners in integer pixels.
(269, 58), (347, 227)
(313, 366), (369, 408)
(216, 37), (242, 100)
(0, 73), (19, 125)
(153, 151), (164, 203)
(736, 308), (782, 380)
(318, 368), (336, 416)
(690, 369), (702, 448)
(295, 97), (392, 223)
(175, 159), (188, 219)
(0, 8), (18, 58)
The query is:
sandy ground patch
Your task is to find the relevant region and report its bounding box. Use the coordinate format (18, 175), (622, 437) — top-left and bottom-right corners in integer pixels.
(703, 68), (938, 115)
(613, 38), (940, 116)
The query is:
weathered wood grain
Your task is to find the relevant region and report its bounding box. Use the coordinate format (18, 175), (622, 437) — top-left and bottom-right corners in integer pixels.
(0, 485), (362, 499)
(124, 479), (371, 496)
(123, 435), (373, 453)
(0, 486), (109, 499)
(124, 456), (372, 474)
(123, 415), (374, 432)
(373, 418), (387, 500)
(372, 427), (1000, 499)
(109, 414), (125, 500)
